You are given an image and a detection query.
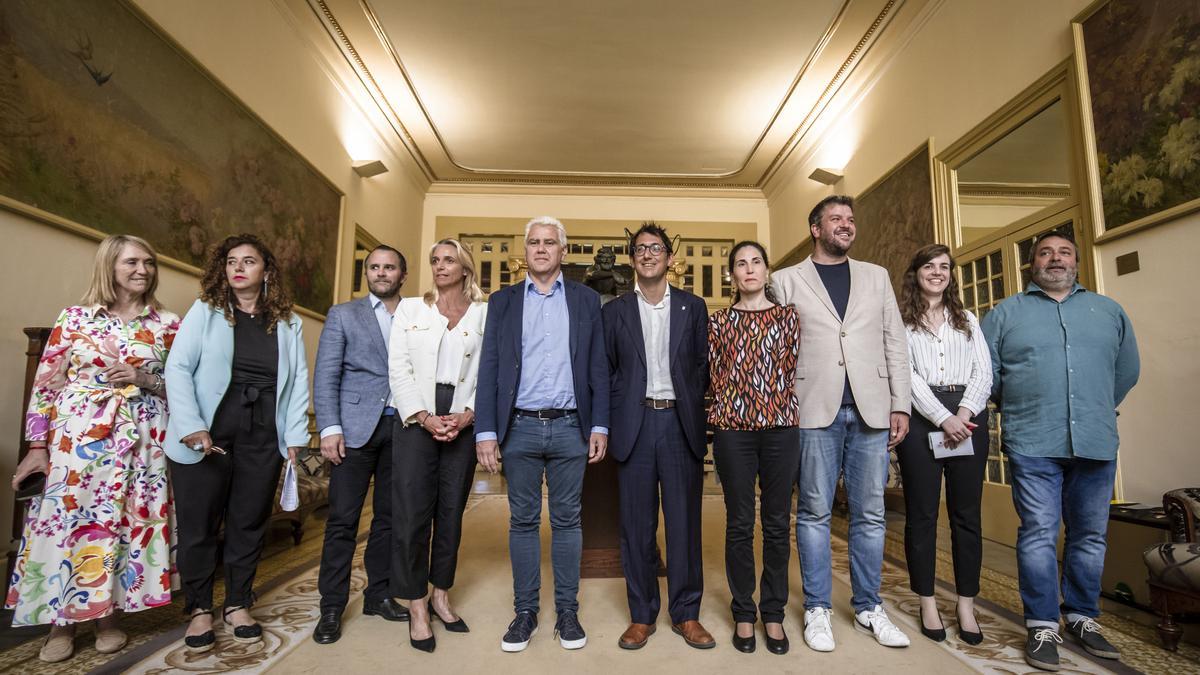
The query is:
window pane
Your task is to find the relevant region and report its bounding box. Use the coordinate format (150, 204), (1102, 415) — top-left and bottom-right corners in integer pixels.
(975, 258), (988, 280)
(961, 262), (974, 285)
(702, 246), (713, 257)
(480, 261), (492, 292)
(500, 242), (509, 253)
(702, 266), (713, 297)
(989, 251), (1002, 273)
(992, 277), (1005, 302)
(687, 246), (694, 256)
(482, 242), (493, 253)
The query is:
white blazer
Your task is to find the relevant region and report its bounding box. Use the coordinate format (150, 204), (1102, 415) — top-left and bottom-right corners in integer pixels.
(388, 297), (487, 425)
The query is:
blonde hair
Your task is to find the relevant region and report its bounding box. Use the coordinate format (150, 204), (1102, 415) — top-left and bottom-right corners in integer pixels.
(81, 234), (162, 309)
(423, 238), (484, 305)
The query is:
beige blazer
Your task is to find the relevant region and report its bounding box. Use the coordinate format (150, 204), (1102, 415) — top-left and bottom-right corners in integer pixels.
(388, 297), (488, 425)
(772, 257), (910, 429)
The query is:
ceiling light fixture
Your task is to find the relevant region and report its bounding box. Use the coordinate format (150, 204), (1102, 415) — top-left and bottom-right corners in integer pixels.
(808, 167), (843, 185)
(352, 160), (388, 178)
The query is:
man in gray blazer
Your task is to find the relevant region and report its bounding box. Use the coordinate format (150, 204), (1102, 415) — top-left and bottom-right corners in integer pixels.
(773, 196), (911, 652)
(312, 245), (411, 644)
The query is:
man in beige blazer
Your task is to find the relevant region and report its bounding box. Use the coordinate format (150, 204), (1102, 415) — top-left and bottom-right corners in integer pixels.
(773, 195), (911, 652)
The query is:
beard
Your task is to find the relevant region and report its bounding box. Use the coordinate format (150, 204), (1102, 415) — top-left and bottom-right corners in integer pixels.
(369, 279), (402, 299)
(818, 232), (852, 257)
(1032, 266), (1077, 291)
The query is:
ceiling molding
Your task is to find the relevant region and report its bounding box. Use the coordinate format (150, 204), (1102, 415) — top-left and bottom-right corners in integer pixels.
(302, 0), (910, 189)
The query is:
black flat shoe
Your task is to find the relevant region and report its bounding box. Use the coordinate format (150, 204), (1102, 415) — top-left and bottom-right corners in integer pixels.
(363, 597), (410, 622)
(223, 606), (262, 644)
(732, 631), (756, 653)
(957, 609), (983, 645)
(312, 610), (342, 644)
(765, 628), (789, 655)
(185, 609), (215, 653)
(920, 606), (946, 642)
(432, 612), (470, 633)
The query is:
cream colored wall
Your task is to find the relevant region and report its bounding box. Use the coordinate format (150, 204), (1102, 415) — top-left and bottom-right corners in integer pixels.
(419, 191), (770, 293)
(767, 0), (1090, 252)
(1094, 214), (1200, 502)
(767, 0), (1199, 502)
(0, 0), (426, 547)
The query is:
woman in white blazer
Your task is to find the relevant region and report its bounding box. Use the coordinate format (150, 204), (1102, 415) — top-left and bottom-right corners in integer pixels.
(165, 234), (310, 653)
(388, 238), (487, 652)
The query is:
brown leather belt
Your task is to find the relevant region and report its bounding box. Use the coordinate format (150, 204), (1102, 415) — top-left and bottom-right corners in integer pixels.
(644, 398), (676, 409)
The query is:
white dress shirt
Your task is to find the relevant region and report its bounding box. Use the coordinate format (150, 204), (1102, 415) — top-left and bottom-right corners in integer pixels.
(906, 308), (992, 426)
(435, 326), (467, 384)
(635, 282), (675, 399)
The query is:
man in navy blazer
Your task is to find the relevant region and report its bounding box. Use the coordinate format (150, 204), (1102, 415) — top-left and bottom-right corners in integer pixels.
(603, 223), (713, 650)
(312, 245), (410, 644)
(475, 216), (610, 653)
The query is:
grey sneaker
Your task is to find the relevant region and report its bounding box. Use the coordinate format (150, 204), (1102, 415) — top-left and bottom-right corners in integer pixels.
(501, 611), (538, 652)
(1025, 627), (1063, 671)
(1066, 617), (1120, 659)
(554, 611), (587, 650)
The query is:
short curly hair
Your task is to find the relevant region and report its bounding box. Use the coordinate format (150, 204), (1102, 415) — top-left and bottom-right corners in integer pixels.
(199, 233), (293, 333)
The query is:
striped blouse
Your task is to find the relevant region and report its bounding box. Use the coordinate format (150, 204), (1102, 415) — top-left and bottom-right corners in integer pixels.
(707, 304), (800, 430)
(906, 309), (992, 426)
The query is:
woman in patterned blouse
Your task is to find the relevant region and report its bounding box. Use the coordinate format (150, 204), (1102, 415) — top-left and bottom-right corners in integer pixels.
(7, 235), (179, 663)
(708, 240), (800, 656)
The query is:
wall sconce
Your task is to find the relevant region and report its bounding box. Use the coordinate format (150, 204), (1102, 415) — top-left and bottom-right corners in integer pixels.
(352, 160), (388, 178)
(808, 167), (843, 185)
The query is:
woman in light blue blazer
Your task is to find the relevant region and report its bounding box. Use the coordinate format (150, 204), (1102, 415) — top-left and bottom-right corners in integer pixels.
(165, 234), (310, 652)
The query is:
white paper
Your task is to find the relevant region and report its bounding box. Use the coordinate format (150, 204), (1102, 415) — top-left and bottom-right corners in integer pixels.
(280, 461), (299, 511)
(928, 431), (975, 459)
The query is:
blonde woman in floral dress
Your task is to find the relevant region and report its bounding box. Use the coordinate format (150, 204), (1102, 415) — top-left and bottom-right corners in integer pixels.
(7, 235), (179, 663)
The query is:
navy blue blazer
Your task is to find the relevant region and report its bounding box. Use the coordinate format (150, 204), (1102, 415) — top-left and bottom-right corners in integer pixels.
(602, 287), (709, 462)
(475, 279), (610, 445)
(312, 296), (392, 449)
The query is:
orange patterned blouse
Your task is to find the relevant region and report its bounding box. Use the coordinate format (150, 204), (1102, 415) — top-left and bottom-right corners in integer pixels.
(707, 304), (800, 430)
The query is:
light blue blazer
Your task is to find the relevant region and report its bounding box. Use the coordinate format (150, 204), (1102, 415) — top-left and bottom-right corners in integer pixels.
(164, 299), (311, 464)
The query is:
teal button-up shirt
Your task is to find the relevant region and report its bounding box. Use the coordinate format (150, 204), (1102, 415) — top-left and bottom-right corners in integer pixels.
(981, 282), (1139, 460)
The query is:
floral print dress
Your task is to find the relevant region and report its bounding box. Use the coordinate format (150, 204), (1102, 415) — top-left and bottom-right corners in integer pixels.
(5, 304), (180, 626)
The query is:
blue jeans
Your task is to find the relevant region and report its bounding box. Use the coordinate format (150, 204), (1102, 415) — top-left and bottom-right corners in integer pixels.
(503, 413), (589, 615)
(1007, 453), (1117, 628)
(795, 405), (889, 612)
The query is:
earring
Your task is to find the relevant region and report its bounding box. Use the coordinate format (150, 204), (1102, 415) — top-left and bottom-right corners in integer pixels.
(263, 276), (269, 296)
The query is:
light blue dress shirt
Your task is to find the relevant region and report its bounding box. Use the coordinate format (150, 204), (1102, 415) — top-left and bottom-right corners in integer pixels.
(981, 282), (1139, 460)
(475, 273), (607, 442)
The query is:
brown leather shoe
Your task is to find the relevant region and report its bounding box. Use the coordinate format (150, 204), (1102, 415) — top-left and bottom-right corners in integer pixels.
(618, 623), (656, 649)
(672, 620), (716, 649)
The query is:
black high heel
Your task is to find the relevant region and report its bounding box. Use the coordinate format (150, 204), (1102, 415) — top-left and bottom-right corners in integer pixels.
(957, 606), (983, 645)
(223, 606), (262, 644)
(432, 611), (470, 633)
(410, 622), (436, 652)
(919, 606), (946, 643)
(184, 609), (215, 653)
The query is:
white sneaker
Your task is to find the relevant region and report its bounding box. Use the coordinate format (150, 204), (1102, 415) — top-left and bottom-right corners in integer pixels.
(803, 607), (836, 652)
(854, 605), (910, 648)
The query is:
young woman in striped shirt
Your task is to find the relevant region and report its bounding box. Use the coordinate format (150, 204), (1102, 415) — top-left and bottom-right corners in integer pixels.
(896, 244), (992, 645)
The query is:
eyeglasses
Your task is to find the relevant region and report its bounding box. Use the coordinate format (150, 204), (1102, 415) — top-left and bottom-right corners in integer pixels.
(633, 243), (668, 256)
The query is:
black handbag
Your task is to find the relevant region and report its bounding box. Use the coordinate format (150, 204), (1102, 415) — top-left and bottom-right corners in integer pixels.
(14, 472), (46, 501)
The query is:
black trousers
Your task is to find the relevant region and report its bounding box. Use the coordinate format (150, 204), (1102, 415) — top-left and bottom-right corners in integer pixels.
(896, 390), (989, 597)
(171, 384), (283, 612)
(617, 407), (704, 624)
(391, 384), (477, 599)
(317, 414), (394, 612)
(712, 426), (800, 623)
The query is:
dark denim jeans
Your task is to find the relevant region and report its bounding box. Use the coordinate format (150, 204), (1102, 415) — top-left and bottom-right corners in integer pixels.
(503, 413), (589, 615)
(1007, 453), (1117, 627)
(795, 404), (890, 613)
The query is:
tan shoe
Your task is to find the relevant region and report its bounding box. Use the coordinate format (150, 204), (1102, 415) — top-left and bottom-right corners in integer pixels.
(38, 630), (75, 663)
(672, 620), (716, 649)
(95, 627), (128, 654)
(618, 622), (656, 649)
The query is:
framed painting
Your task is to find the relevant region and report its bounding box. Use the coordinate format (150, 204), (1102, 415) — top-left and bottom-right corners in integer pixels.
(0, 0), (342, 315)
(1073, 0), (1200, 240)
